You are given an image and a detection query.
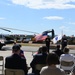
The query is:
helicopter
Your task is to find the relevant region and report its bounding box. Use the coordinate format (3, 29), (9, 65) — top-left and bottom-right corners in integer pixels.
(0, 27), (55, 49)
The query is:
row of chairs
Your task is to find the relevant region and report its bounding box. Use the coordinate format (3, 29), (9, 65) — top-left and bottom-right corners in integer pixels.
(4, 65), (72, 75)
(4, 64), (46, 75)
(0, 55), (74, 75)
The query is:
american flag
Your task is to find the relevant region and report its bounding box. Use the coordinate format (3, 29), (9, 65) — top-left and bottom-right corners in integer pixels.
(35, 34), (47, 42)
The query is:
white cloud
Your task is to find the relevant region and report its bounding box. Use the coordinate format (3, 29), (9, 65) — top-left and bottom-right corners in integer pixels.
(0, 17), (5, 20)
(43, 16), (63, 20)
(11, 0), (75, 9)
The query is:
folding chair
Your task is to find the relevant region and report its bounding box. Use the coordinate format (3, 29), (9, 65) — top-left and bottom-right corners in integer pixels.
(5, 68), (25, 75)
(0, 56), (4, 74)
(60, 61), (74, 74)
(34, 64), (46, 75)
(35, 64), (46, 70)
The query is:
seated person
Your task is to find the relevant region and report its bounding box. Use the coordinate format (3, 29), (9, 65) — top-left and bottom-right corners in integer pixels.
(32, 46), (42, 57)
(52, 44), (64, 57)
(18, 44), (26, 59)
(60, 47), (75, 73)
(30, 46), (48, 75)
(5, 45), (28, 75)
(13, 44), (25, 59)
(40, 53), (65, 75)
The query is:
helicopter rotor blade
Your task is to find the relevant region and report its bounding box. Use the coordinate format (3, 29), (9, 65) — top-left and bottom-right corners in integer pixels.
(0, 27), (39, 34)
(0, 27), (11, 32)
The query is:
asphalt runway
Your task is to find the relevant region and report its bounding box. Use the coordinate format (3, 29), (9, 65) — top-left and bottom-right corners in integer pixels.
(1, 45), (75, 53)
(1, 45), (39, 52)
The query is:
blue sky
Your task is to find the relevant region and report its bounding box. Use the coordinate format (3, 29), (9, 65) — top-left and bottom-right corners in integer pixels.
(0, 0), (75, 36)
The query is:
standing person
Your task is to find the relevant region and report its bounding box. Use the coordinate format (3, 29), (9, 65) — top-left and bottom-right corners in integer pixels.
(40, 53), (65, 75)
(45, 36), (50, 53)
(5, 45), (28, 75)
(61, 35), (68, 51)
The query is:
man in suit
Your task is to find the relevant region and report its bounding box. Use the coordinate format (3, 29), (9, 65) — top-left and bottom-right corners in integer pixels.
(61, 35), (68, 51)
(45, 36), (50, 53)
(30, 46), (48, 75)
(5, 44), (28, 75)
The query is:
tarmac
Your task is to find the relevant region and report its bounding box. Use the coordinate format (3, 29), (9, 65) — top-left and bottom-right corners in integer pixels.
(0, 48), (75, 75)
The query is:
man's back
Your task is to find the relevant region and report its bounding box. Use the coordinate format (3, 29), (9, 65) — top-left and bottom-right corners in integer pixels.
(53, 49), (64, 57)
(30, 53), (48, 74)
(30, 53), (47, 67)
(5, 54), (28, 75)
(40, 66), (65, 75)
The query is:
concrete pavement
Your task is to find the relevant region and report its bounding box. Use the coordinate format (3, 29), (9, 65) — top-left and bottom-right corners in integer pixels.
(0, 48), (75, 75)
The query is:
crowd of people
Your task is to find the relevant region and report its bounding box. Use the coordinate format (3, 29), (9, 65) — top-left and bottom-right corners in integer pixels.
(4, 34), (75, 75)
